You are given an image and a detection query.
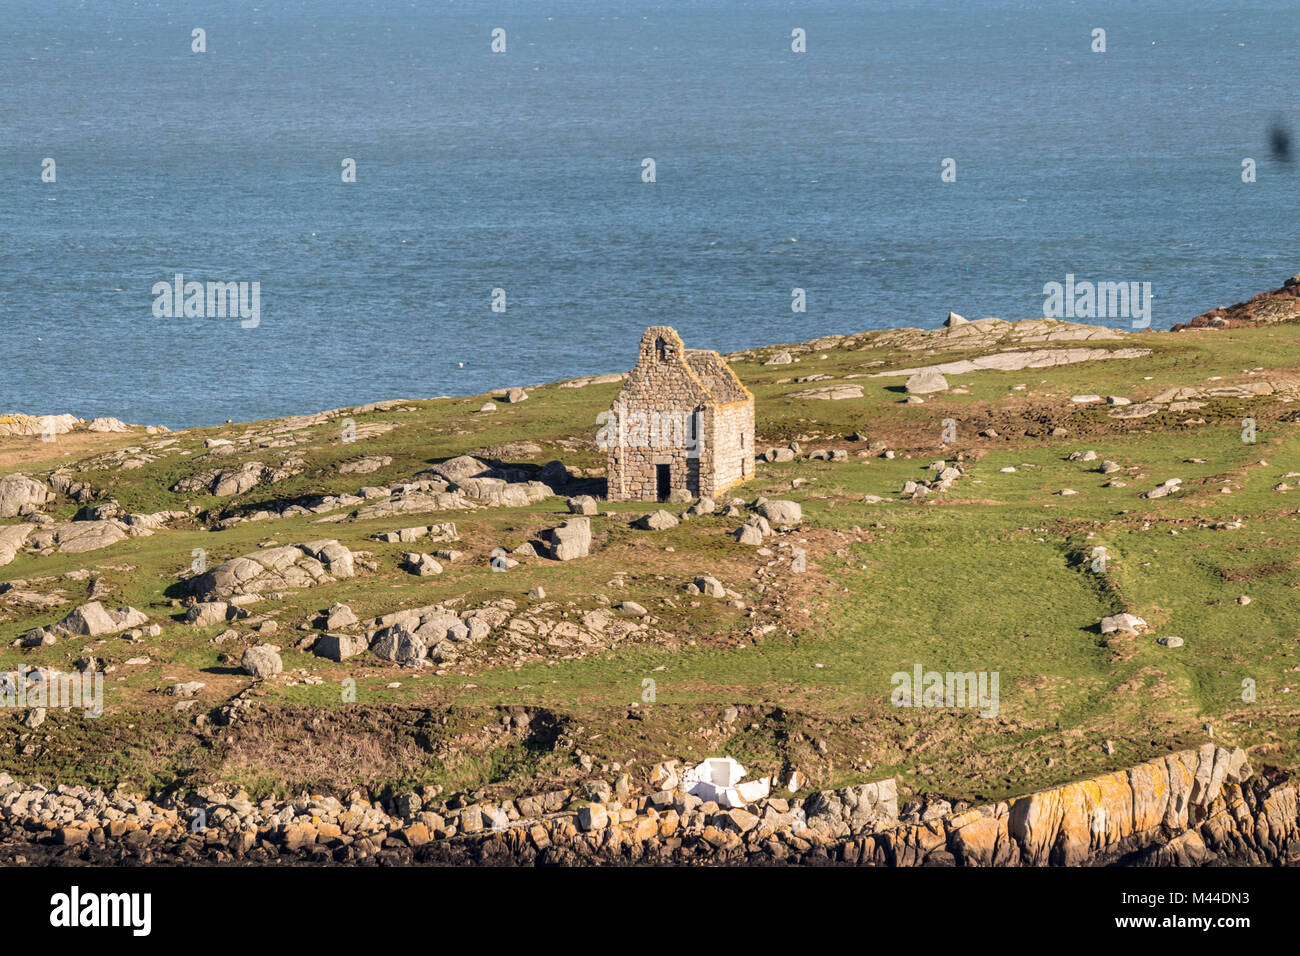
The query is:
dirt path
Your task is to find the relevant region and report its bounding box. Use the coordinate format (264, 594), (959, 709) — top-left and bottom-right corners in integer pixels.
(0, 431), (146, 470)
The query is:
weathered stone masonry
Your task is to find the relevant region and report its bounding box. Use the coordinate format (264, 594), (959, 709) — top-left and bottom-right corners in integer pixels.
(605, 326), (754, 502)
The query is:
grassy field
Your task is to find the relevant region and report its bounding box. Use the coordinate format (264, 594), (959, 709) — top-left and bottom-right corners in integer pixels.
(2, 319), (1297, 807)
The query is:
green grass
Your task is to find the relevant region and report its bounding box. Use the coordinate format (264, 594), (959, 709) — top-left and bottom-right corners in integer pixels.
(3, 321), (1299, 804)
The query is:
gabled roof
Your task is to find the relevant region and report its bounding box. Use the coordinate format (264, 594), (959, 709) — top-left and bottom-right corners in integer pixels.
(685, 350), (750, 404)
(620, 326), (753, 407)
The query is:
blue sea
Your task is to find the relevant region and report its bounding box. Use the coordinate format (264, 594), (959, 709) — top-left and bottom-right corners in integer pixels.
(2, 0), (1296, 429)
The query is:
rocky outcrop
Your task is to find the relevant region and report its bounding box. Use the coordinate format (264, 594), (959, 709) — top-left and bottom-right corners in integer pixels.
(429, 455), (492, 483)
(22, 601), (149, 646)
(558, 372), (624, 390)
(202, 455), (564, 527)
(736, 318), (1129, 368)
(804, 780), (899, 837)
(873, 316), (1128, 351)
(454, 477), (544, 507)
(53, 602), (148, 637)
(347, 473), (552, 521)
(190, 540), (355, 601)
(932, 745), (1269, 867)
(353, 490), (475, 520)
(0, 413), (157, 439)
(26, 521), (129, 555)
(172, 459), (305, 497)
(336, 598), (655, 672)
(371, 613), (457, 665)
(0, 414), (78, 438)
(369, 608), (480, 665)
(370, 623), (431, 664)
(372, 522), (458, 545)
(337, 456), (392, 475)
(0, 524), (34, 566)
(1173, 274), (1300, 331)
(1108, 378), (1299, 419)
(1, 746), (1290, 868)
(0, 474), (52, 517)
(871, 346), (1151, 381)
(795, 384), (864, 401)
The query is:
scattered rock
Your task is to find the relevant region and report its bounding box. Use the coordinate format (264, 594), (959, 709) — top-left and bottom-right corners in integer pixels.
(694, 575), (725, 598)
(542, 517), (592, 561)
(323, 603), (358, 630)
(241, 645), (283, 678)
(401, 552), (443, 576)
(185, 601), (246, 627)
(567, 495), (598, 516)
(1141, 478), (1183, 499)
(313, 633), (366, 662)
(904, 370), (949, 394)
(635, 510), (679, 531)
(1100, 613), (1148, 635)
(756, 500), (802, 528)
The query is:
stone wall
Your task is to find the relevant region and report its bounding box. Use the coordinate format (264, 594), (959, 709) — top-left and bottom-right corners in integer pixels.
(708, 399), (755, 493)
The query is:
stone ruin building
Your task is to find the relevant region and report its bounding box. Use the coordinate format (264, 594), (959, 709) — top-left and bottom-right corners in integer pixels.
(604, 326), (754, 501)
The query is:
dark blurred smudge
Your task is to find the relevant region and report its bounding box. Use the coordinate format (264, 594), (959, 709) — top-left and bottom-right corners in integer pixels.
(1269, 120), (1293, 162)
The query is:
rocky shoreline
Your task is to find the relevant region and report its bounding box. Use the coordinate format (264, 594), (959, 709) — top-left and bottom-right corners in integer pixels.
(2, 744), (1294, 867)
